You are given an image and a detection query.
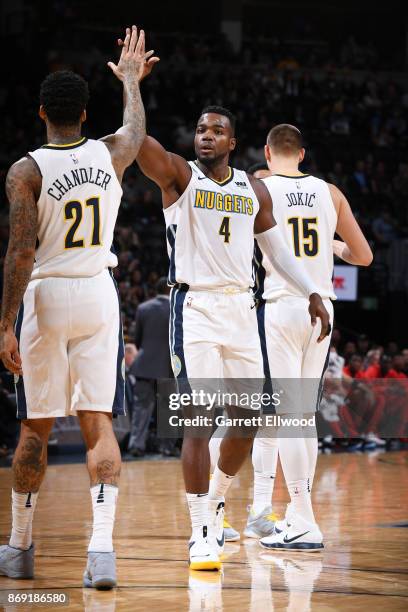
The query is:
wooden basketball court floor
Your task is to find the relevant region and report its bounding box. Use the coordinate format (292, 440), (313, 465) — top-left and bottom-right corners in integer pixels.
(0, 451), (407, 611)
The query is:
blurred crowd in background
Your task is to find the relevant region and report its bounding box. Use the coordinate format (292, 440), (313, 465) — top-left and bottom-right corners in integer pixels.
(0, 10), (407, 457)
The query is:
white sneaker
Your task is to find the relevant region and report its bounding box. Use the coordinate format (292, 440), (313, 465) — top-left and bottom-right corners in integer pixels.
(189, 528), (221, 571)
(260, 515), (323, 552)
(274, 502), (296, 534)
(243, 505), (278, 538)
(208, 500), (225, 556)
(223, 516), (240, 542)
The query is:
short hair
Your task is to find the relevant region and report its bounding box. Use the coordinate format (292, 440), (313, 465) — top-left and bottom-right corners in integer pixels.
(40, 70), (89, 126)
(267, 124), (303, 156)
(156, 277), (169, 295)
(200, 105), (236, 135)
(247, 162), (268, 175)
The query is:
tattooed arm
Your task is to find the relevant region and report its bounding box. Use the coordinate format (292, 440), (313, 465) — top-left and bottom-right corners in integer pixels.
(0, 157), (40, 375)
(101, 25), (147, 183)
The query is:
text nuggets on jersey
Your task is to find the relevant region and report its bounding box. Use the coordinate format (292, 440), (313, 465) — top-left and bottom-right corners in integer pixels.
(194, 189), (254, 215)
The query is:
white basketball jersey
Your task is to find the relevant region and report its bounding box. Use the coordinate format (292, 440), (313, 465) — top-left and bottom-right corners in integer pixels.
(254, 174), (337, 300)
(28, 137), (122, 279)
(164, 161), (260, 289)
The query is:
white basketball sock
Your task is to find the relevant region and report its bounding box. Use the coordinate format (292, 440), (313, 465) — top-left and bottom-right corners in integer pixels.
(208, 465), (235, 500)
(88, 484), (118, 553)
(209, 433), (222, 473)
(186, 493), (208, 539)
(304, 423), (318, 491)
(251, 435), (279, 514)
(278, 435), (315, 525)
(9, 489), (39, 550)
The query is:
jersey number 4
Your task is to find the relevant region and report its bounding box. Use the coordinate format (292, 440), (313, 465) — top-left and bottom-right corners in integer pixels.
(219, 216), (231, 243)
(64, 197), (101, 249)
(287, 217), (318, 257)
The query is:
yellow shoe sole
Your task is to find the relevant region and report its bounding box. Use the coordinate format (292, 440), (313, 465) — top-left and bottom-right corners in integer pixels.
(189, 560), (222, 571)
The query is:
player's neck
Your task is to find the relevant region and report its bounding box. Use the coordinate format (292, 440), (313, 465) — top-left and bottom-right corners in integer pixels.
(46, 124), (83, 146)
(268, 158), (304, 177)
(196, 158), (230, 183)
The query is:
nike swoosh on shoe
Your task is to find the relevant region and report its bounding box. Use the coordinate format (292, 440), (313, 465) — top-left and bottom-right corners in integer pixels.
(283, 531), (309, 543)
(216, 534), (225, 547)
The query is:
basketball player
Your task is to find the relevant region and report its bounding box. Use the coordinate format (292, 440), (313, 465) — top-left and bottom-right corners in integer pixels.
(209, 129), (372, 547)
(122, 91), (330, 567)
(253, 125), (372, 550)
(0, 26), (148, 587)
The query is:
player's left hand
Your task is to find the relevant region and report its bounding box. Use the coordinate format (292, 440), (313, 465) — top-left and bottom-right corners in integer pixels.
(308, 293), (331, 343)
(0, 327), (22, 375)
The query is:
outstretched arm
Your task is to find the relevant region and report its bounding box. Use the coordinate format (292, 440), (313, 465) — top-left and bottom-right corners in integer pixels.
(136, 137), (191, 208)
(101, 26), (147, 183)
(0, 157), (41, 374)
(109, 26), (191, 205)
(251, 175), (330, 342)
(329, 184), (373, 266)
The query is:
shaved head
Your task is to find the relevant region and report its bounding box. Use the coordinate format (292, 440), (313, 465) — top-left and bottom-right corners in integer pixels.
(267, 124), (303, 156)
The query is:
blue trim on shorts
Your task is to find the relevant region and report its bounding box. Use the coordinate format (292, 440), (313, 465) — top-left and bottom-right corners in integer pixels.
(256, 299), (275, 412)
(109, 271), (126, 416)
(166, 224), (178, 285)
(15, 303), (27, 419)
(316, 342), (331, 411)
(252, 239), (266, 301)
(256, 300), (271, 379)
(170, 286), (191, 394)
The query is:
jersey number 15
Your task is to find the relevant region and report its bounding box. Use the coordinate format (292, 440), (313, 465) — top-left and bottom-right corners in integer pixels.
(287, 217), (319, 257)
(64, 197), (101, 249)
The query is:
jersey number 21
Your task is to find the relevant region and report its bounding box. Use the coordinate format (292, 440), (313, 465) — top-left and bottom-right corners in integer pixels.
(64, 197), (101, 249)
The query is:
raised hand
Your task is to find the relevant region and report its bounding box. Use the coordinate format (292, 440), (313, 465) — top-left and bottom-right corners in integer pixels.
(109, 26), (160, 83)
(108, 25), (148, 83)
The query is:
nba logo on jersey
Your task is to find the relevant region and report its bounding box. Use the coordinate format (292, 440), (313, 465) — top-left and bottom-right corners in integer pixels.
(70, 153), (79, 164)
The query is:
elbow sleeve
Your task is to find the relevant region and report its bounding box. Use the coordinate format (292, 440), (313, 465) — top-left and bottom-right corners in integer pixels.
(255, 226), (317, 298)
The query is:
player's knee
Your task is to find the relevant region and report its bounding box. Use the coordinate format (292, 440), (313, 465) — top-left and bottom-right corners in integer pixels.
(78, 411), (114, 445)
(20, 418), (54, 444)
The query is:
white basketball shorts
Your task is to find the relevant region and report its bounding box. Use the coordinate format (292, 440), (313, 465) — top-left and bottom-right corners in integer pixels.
(257, 296), (333, 414)
(15, 269), (125, 419)
(169, 286), (264, 406)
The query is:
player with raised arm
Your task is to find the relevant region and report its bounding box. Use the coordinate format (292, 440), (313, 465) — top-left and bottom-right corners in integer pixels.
(0, 26), (148, 588)
(111, 49), (330, 569)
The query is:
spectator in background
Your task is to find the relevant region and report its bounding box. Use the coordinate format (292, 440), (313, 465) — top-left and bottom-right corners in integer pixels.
(351, 160), (369, 195)
(330, 327), (342, 349)
(363, 348), (382, 378)
(343, 341), (357, 364)
(387, 354), (408, 379)
(385, 341), (399, 357)
(127, 278), (178, 457)
(357, 334), (370, 356)
(343, 354), (366, 379)
(372, 210), (397, 246)
(327, 344), (345, 378)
